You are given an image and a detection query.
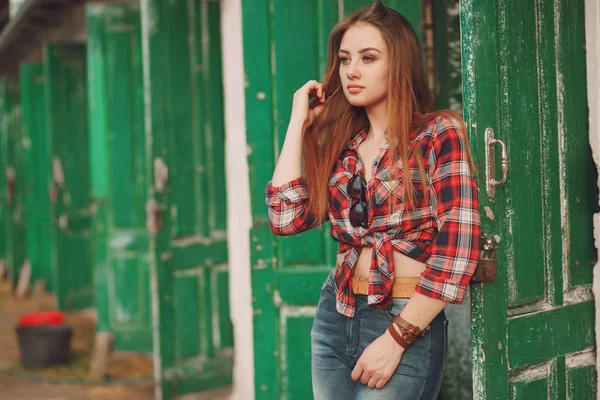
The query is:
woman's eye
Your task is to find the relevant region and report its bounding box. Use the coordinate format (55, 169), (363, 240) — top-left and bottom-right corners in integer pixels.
(339, 55), (374, 64)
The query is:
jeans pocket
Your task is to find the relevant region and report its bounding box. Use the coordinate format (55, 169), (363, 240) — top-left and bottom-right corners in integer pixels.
(382, 298), (410, 321)
(320, 279), (329, 295)
(320, 269), (336, 295)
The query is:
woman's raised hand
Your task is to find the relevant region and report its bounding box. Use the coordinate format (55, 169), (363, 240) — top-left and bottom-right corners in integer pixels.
(290, 80), (326, 130)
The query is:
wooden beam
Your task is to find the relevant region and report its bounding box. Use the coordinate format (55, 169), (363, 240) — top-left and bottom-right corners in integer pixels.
(0, 0), (82, 76)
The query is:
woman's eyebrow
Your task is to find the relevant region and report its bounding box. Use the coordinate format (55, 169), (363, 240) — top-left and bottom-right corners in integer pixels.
(338, 47), (381, 54)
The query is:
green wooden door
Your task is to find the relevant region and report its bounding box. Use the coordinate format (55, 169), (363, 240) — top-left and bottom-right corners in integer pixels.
(0, 85), (5, 275)
(141, 1), (233, 398)
(0, 107), (4, 277)
(87, 3), (152, 352)
(462, 0), (597, 398)
(245, 2), (421, 399)
(20, 63), (55, 291)
(0, 81), (12, 282)
(45, 43), (94, 310)
(0, 80), (27, 287)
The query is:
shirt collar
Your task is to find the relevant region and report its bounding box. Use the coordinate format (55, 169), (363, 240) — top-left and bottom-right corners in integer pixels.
(347, 125), (427, 152)
(345, 127), (391, 151)
(346, 127), (369, 151)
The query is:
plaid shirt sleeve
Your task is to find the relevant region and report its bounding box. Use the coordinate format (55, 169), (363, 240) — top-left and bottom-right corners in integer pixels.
(264, 176), (322, 236)
(415, 117), (482, 304)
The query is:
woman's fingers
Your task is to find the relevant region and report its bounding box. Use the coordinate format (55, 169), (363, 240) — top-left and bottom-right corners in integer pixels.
(375, 378), (388, 389)
(304, 80), (323, 99)
(350, 364), (363, 382)
(303, 80), (319, 93)
(367, 376), (379, 389)
(318, 84), (326, 102)
(351, 362), (392, 389)
(290, 79), (325, 129)
(311, 102), (325, 119)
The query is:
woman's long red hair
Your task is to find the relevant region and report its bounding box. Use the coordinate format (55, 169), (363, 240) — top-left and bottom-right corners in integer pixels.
(303, 2), (474, 226)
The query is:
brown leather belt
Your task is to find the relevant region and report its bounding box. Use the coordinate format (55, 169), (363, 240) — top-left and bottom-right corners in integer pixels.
(352, 275), (419, 298)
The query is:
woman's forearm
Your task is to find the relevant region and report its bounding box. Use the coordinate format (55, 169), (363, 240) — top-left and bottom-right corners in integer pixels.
(271, 119), (305, 187)
(393, 292), (448, 337)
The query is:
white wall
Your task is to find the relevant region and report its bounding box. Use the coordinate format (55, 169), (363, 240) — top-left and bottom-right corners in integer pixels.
(584, 0), (600, 395)
(585, 0), (600, 398)
(221, 0), (255, 399)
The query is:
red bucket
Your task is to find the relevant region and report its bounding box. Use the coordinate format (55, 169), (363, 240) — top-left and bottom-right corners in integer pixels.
(16, 311), (71, 368)
(19, 311), (65, 327)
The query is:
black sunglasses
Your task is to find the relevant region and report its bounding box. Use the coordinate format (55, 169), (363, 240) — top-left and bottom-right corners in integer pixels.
(348, 172), (369, 228)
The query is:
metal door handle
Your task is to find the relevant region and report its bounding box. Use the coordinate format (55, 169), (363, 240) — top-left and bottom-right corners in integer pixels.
(485, 128), (508, 198)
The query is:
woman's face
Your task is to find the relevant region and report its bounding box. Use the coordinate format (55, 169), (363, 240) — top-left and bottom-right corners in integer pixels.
(338, 23), (390, 108)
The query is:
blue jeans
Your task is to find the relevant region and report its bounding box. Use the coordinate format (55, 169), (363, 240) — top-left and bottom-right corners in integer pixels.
(311, 269), (449, 400)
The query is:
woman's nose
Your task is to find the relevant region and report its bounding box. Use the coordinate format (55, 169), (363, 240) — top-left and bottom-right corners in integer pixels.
(346, 61), (360, 79)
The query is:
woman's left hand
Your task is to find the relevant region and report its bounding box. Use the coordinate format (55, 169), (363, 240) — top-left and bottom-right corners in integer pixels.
(351, 330), (405, 389)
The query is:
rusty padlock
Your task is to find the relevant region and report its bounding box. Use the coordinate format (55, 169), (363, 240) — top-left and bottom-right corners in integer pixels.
(472, 233), (498, 282)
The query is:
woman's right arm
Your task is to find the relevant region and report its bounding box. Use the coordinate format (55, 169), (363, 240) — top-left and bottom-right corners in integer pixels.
(265, 80), (326, 236)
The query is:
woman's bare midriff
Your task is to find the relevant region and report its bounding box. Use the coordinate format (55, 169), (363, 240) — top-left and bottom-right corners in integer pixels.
(336, 247), (426, 278)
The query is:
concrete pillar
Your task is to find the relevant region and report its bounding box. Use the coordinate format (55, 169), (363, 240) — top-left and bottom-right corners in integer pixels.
(222, 0), (255, 399)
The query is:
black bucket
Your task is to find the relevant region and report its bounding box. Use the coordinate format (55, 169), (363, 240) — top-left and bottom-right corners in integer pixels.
(16, 325), (73, 369)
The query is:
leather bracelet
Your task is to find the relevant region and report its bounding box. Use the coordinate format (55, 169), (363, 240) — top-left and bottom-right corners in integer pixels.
(392, 314), (430, 337)
(387, 323), (410, 349)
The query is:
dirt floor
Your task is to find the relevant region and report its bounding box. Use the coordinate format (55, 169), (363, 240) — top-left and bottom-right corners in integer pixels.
(0, 278), (231, 400)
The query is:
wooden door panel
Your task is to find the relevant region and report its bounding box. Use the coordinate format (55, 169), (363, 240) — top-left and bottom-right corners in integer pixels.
(0, 113), (4, 272)
(45, 43), (93, 310)
(281, 234), (329, 266)
(281, 313), (315, 400)
(462, 0), (596, 398)
(246, 3), (341, 396)
(108, 255), (149, 324)
(272, 0), (337, 148)
(507, 301), (594, 368)
(557, 1), (596, 291)
(499, 0), (549, 306)
(509, 350), (596, 400)
(142, 0), (233, 398)
(86, 3), (152, 351)
(567, 359), (597, 400)
(0, 81), (27, 287)
(20, 63), (54, 290)
(0, 83), (6, 276)
(214, 267), (234, 348)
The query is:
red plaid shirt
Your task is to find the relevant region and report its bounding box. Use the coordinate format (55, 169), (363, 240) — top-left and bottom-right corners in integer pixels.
(265, 116), (481, 317)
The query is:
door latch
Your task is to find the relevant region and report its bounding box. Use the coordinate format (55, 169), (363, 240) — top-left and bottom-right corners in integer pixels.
(472, 232), (499, 282)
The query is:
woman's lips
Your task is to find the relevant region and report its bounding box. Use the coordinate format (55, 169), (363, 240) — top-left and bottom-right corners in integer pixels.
(347, 85), (364, 94)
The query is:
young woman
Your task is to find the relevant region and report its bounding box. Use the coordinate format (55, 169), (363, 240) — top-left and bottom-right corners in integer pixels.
(265, 2), (481, 399)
